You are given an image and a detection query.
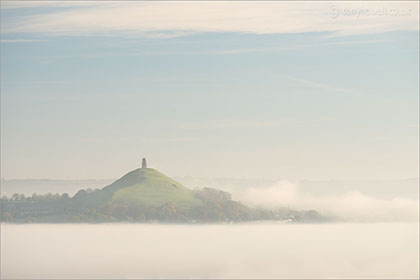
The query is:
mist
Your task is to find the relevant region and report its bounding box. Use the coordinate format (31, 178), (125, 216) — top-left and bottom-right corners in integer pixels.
(1, 223), (418, 279)
(233, 181), (419, 222)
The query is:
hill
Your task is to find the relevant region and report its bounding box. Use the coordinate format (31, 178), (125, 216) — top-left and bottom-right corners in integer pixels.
(72, 168), (203, 209)
(110, 168), (203, 208)
(1, 165), (334, 223)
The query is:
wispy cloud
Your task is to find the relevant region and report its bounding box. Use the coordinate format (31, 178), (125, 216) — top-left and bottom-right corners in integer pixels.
(1, 1), (93, 9)
(166, 119), (334, 130)
(283, 75), (402, 103)
(1, 2), (418, 37)
(77, 136), (201, 144)
(284, 76), (359, 95)
(0, 39), (45, 43)
(190, 120), (277, 129)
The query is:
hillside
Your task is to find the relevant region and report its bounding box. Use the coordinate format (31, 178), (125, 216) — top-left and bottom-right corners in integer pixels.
(110, 168), (203, 208)
(72, 168), (203, 209)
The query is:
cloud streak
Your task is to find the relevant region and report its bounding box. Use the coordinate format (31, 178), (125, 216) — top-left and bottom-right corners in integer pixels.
(1, 2), (418, 37)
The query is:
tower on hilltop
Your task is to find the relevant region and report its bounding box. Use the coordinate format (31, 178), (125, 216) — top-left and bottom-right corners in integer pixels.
(142, 158), (147, 169)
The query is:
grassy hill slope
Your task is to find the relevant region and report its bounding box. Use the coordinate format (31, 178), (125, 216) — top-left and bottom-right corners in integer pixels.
(111, 168), (202, 208)
(72, 168), (202, 209)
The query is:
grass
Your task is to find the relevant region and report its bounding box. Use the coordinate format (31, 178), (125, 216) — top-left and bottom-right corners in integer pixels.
(110, 168), (203, 208)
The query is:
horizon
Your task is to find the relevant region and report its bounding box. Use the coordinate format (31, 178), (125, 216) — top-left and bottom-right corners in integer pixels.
(0, 158), (419, 181)
(1, 171), (420, 182)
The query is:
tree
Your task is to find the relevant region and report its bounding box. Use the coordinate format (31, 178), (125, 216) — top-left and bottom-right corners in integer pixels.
(73, 189), (87, 199)
(136, 213), (146, 222)
(1, 211), (13, 222)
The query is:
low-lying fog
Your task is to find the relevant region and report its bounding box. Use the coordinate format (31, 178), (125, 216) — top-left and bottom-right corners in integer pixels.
(231, 180), (419, 222)
(1, 223), (418, 279)
(2, 178), (418, 222)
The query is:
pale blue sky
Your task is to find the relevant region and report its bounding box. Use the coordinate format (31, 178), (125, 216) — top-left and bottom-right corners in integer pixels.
(1, 2), (418, 180)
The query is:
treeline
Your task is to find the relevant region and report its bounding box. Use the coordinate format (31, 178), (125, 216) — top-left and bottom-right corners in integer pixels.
(1, 187), (102, 202)
(2, 193), (70, 202)
(1, 187), (333, 223)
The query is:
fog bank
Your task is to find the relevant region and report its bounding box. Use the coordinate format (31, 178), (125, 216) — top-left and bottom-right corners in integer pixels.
(1, 223), (418, 279)
(233, 181), (419, 222)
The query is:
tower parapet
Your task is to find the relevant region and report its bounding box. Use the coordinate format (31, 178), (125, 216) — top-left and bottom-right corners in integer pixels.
(142, 158), (147, 168)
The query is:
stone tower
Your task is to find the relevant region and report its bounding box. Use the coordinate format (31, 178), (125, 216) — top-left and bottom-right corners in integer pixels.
(142, 158), (147, 169)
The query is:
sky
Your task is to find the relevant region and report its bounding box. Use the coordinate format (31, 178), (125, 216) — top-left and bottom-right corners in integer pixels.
(1, 1), (419, 180)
